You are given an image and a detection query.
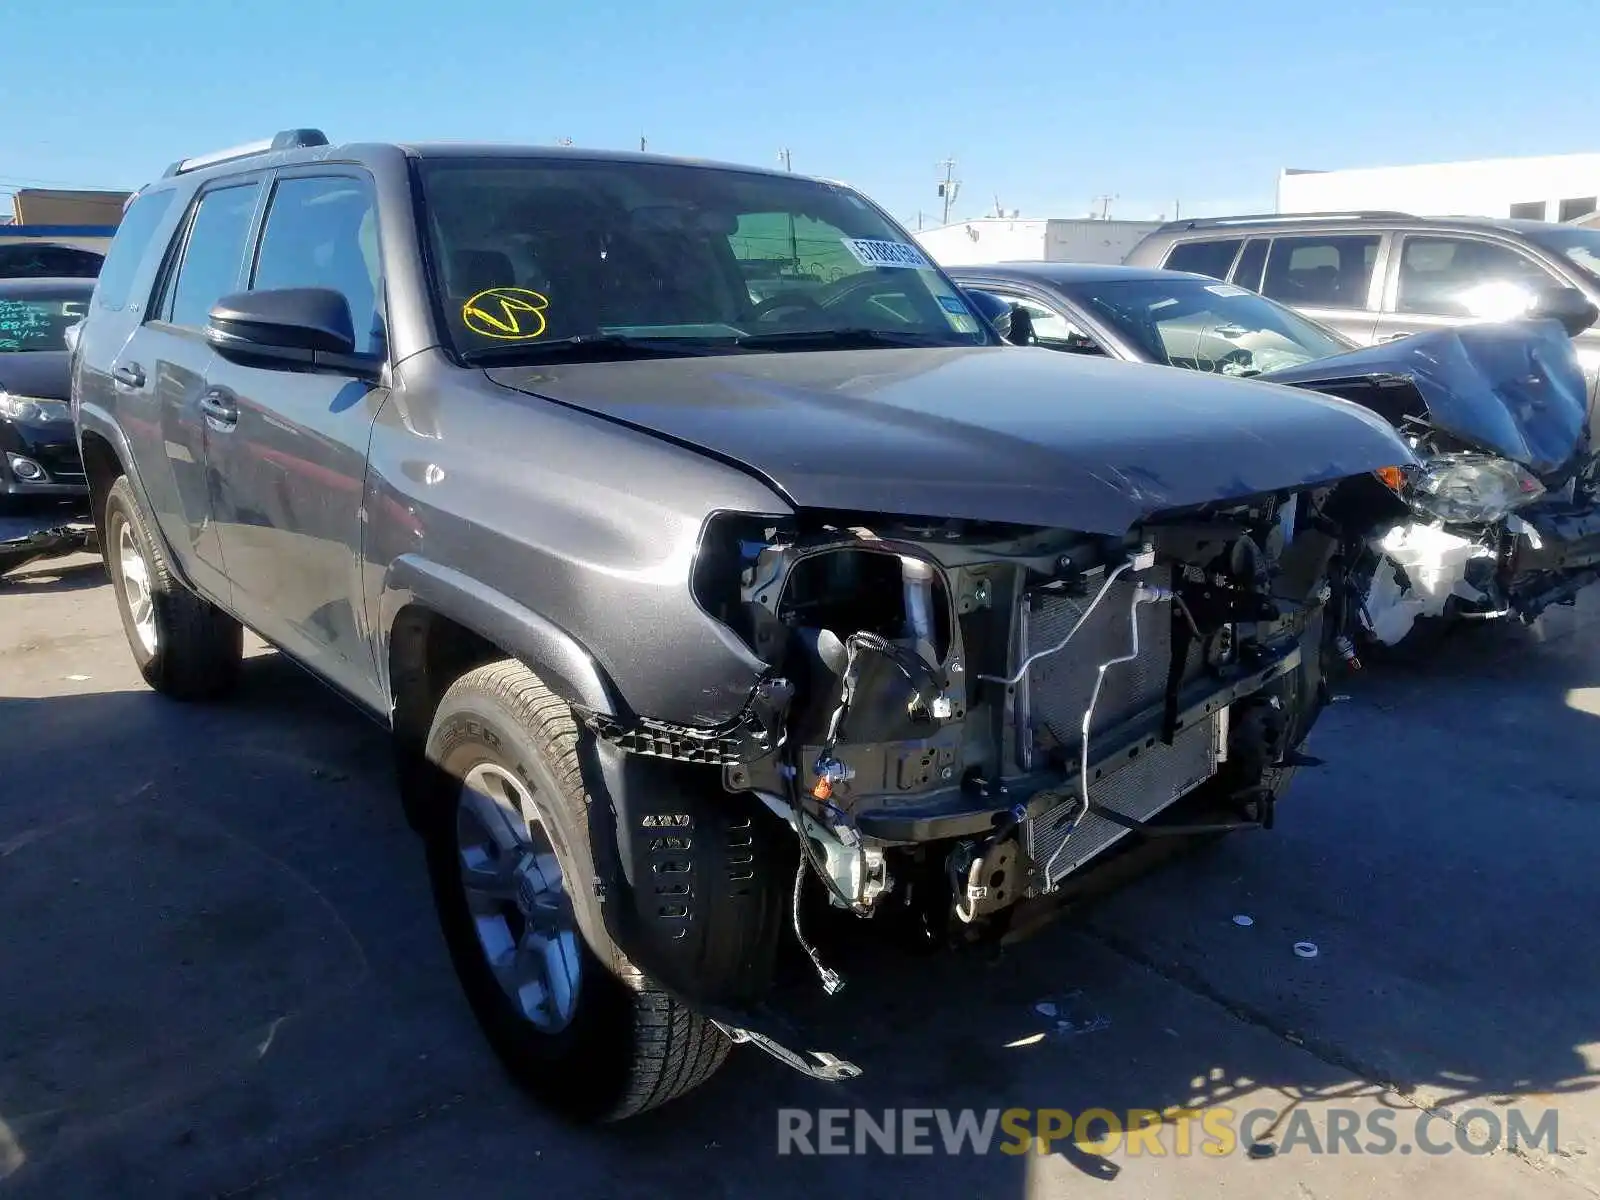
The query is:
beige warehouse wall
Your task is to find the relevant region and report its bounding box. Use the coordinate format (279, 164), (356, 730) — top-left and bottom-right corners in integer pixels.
(10, 188), (130, 226)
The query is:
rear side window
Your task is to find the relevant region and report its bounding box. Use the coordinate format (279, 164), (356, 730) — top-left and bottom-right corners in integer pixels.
(159, 182), (261, 329)
(1232, 238), (1268, 292)
(1260, 234), (1380, 310)
(93, 190), (177, 310)
(250, 175), (385, 355)
(1162, 239), (1243, 280)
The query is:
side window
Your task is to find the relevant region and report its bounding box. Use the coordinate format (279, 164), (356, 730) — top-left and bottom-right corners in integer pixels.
(1231, 238), (1268, 292)
(1260, 234), (1380, 310)
(1163, 238), (1243, 281)
(1395, 235), (1560, 319)
(251, 175), (384, 355)
(159, 182), (261, 329)
(983, 289), (1105, 353)
(95, 190), (177, 311)
(1560, 197), (1597, 223)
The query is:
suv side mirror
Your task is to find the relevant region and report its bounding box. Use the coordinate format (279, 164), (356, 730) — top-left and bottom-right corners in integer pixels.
(206, 287), (360, 367)
(1528, 285), (1600, 338)
(961, 289), (1035, 346)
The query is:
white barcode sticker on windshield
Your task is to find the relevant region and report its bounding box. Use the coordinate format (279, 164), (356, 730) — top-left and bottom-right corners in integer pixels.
(842, 238), (933, 269)
(1205, 283), (1251, 297)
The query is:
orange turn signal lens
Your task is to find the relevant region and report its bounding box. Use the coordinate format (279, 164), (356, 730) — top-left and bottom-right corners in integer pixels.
(1375, 465), (1406, 491)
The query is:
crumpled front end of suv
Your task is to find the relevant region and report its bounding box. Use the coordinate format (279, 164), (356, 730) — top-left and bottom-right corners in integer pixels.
(665, 495), (1353, 935)
(473, 346), (1416, 1081)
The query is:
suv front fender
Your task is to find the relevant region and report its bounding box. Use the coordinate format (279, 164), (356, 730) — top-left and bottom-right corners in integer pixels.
(376, 553), (619, 718)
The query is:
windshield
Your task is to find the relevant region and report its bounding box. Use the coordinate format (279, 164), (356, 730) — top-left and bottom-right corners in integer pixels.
(0, 287), (92, 352)
(1521, 224), (1600, 285)
(1063, 276), (1352, 375)
(417, 157), (992, 360)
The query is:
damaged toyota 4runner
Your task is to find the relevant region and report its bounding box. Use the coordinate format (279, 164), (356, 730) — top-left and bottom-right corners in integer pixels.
(74, 131), (1415, 1122)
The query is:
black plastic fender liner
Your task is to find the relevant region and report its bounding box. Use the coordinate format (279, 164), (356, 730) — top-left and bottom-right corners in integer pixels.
(575, 731), (789, 1010)
(571, 731), (862, 1078)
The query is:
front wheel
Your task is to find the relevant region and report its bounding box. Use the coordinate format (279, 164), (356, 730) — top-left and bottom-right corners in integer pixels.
(421, 660), (732, 1122)
(104, 476), (242, 700)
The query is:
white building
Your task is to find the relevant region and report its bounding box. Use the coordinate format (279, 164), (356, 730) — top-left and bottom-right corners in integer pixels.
(1278, 154), (1600, 223)
(912, 217), (1161, 267)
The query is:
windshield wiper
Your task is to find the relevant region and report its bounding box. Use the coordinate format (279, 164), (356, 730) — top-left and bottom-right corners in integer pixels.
(460, 333), (727, 366)
(731, 327), (957, 351)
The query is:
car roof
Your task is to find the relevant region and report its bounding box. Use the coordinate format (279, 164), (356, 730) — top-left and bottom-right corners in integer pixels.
(1154, 213), (1583, 238)
(0, 276), (97, 294)
(161, 136), (814, 190)
(395, 142), (803, 181)
(946, 261), (1200, 284)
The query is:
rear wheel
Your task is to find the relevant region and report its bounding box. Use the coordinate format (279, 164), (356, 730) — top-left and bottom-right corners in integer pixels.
(421, 660), (731, 1122)
(104, 476), (242, 700)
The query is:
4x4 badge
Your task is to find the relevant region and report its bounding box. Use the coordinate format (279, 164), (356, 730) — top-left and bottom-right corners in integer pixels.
(462, 287), (550, 340)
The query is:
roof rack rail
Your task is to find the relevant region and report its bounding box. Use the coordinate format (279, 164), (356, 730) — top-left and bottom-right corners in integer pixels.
(1161, 210), (1413, 231)
(162, 128), (330, 178)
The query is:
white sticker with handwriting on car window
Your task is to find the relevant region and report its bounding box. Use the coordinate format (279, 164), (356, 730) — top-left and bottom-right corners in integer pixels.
(1205, 283), (1251, 298)
(842, 238), (933, 270)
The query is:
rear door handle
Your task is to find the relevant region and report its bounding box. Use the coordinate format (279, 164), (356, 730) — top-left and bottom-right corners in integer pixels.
(199, 388), (239, 430)
(112, 362), (146, 388)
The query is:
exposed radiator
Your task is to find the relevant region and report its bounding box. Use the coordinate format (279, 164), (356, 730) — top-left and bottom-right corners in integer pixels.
(1023, 572), (1186, 751)
(1024, 712), (1221, 889)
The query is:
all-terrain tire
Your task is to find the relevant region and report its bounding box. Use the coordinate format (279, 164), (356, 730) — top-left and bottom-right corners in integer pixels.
(104, 475), (243, 700)
(421, 659), (731, 1122)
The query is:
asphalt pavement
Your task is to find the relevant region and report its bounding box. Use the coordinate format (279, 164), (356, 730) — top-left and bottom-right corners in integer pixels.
(2, 552), (1598, 1199)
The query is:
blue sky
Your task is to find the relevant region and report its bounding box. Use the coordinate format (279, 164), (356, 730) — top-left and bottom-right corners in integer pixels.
(3, 0), (1597, 226)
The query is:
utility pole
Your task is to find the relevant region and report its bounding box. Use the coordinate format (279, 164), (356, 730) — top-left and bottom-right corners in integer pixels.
(1173, 199), (1181, 220)
(1092, 193), (1117, 220)
(778, 148), (797, 270)
(936, 158), (960, 225)
(640, 135), (648, 152)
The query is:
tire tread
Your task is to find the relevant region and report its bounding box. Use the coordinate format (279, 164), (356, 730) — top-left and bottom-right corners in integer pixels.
(106, 476), (241, 701)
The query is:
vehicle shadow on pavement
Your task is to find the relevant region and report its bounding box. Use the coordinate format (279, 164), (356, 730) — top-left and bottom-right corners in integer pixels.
(0, 558), (106, 594)
(2, 623), (1598, 1198)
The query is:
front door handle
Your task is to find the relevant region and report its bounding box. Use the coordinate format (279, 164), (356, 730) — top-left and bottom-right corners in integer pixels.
(112, 362), (146, 389)
(198, 388), (239, 430)
(1377, 332), (1411, 343)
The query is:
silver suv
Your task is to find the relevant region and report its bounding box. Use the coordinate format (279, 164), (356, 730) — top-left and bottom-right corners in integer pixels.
(1124, 211), (1600, 394)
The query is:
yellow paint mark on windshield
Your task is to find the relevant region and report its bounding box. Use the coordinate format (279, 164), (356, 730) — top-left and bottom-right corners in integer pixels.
(462, 287), (550, 340)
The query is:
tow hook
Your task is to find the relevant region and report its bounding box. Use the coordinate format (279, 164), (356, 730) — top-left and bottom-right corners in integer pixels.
(712, 1022), (863, 1082)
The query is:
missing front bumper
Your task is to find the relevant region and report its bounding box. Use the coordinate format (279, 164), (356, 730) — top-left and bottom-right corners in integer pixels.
(851, 642), (1301, 845)
(0, 517), (96, 577)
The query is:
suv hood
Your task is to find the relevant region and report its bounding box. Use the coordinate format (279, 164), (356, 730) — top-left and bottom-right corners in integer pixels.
(0, 350), (70, 402)
(1262, 321), (1590, 481)
(488, 346), (1412, 535)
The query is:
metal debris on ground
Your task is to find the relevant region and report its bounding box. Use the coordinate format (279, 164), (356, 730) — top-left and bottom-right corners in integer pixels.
(1293, 941), (1319, 959)
(1232, 914), (1254, 927)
